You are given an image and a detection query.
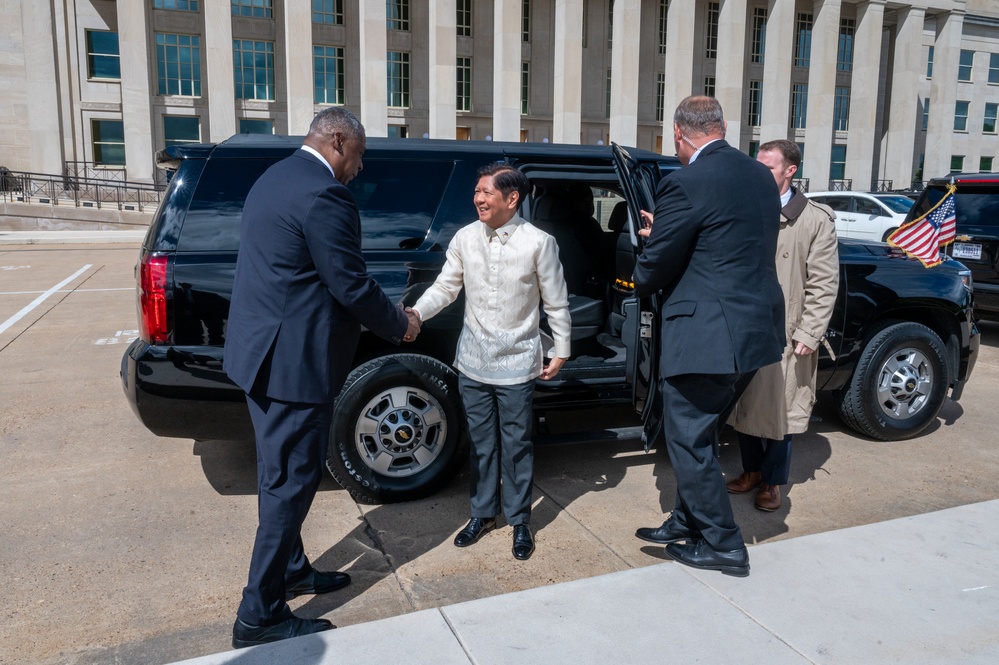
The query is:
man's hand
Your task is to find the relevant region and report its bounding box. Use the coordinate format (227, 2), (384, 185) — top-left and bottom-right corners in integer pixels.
(540, 357), (566, 381)
(638, 210), (654, 238)
(793, 341), (815, 356)
(402, 305), (421, 342)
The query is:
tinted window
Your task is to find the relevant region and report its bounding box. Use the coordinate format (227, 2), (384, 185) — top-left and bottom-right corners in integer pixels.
(855, 198), (881, 215)
(817, 196), (851, 212)
(349, 158), (454, 249)
(912, 185), (999, 231)
(874, 195), (914, 214)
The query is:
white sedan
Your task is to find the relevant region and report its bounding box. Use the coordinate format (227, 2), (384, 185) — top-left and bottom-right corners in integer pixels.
(805, 192), (914, 242)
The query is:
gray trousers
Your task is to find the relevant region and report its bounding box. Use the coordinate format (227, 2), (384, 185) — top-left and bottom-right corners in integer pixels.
(457, 374), (536, 526)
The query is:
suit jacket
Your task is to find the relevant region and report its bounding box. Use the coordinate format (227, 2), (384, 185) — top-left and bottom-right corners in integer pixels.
(633, 140), (785, 378)
(224, 149), (407, 404)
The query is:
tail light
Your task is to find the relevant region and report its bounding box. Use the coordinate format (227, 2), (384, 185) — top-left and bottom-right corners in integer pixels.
(139, 253), (171, 343)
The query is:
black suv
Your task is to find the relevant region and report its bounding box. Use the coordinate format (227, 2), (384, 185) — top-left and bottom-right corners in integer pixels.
(917, 173), (999, 321)
(121, 135), (979, 504)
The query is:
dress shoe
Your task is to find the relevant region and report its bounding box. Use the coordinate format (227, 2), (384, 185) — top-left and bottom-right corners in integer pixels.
(755, 483), (782, 512)
(635, 516), (697, 544)
(512, 524), (535, 560)
(285, 568), (351, 600)
(664, 540), (750, 577)
(232, 614), (334, 649)
(726, 470), (762, 494)
(453, 517), (496, 547)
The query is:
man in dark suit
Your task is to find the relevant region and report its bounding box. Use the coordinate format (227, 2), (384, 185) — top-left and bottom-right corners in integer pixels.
(632, 96), (785, 577)
(223, 107), (419, 648)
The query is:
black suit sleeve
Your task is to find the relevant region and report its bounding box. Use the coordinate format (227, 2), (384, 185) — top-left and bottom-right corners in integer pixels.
(633, 176), (698, 297)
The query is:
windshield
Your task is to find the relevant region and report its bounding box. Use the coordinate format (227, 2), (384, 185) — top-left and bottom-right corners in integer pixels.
(874, 195), (914, 214)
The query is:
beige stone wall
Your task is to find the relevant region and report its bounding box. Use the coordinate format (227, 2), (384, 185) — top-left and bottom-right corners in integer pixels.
(0, 202), (154, 232)
(0, 1), (30, 172)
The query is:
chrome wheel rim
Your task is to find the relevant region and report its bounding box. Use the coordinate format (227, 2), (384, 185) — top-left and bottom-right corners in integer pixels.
(353, 386), (447, 478)
(876, 347), (934, 420)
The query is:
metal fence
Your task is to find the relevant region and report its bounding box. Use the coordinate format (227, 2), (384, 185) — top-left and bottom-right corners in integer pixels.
(792, 178), (809, 193)
(0, 166), (164, 212)
(828, 179), (853, 191)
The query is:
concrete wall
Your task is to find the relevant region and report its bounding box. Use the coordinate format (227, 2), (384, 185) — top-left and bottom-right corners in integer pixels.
(0, 203), (154, 232)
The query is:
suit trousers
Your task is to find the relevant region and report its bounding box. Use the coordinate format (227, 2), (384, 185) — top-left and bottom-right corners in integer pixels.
(458, 374), (536, 526)
(237, 393), (331, 625)
(737, 432), (793, 486)
(661, 371), (757, 553)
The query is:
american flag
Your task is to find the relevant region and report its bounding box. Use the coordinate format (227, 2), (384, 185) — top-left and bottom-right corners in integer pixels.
(887, 185), (957, 268)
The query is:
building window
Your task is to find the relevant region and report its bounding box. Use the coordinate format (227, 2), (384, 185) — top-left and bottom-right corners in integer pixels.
(748, 141), (759, 158)
(163, 116), (200, 147)
(705, 2), (719, 59)
(791, 84), (808, 129)
(231, 0), (271, 18)
(950, 155), (964, 173)
(990, 53), (999, 84)
(954, 100), (970, 131)
(796, 142), (805, 177)
(155, 0), (199, 11)
(233, 40), (274, 100)
(240, 119), (274, 134)
(984, 103), (998, 134)
(312, 0), (343, 25)
(658, 0), (668, 55)
(922, 98), (930, 131)
(834, 87), (850, 131)
(926, 45), (934, 79)
(607, 0), (614, 50)
(656, 73), (665, 122)
(387, 51), (410, 108)
(748, 80), (762, 127)
(156, 34), (201, 97)
(958, 50), (974, 82)
(794, 13), (813, 68)
(605, 68), (612, 118)
(837, 18), (854, 72)
(313, 46), (344, 105)
(981, 156), (994, 173)
(387, 0), (409, 31)
(457, 0), (472, 37)
(522, 62), (531, 115)
(456, 57), (471, 112)
(85, 30), (120, 80)
(704, 76), (715, 98)
(751, 8), (767, 64)
(829, 144), (847, 180)
(522, 0), (530, 42)
(92, 119), (125, 166)
(388, 125), (408, 138)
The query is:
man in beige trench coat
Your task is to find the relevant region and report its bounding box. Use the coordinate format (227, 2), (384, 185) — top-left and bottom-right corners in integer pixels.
(726, 139), (839, 512)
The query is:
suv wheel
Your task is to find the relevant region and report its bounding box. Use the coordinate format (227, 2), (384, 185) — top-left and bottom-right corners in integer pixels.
(328, 354), (467, 504)
(838, 322), (949, 441)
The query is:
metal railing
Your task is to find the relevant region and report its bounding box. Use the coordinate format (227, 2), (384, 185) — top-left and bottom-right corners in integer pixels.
(791, 177), (809, 193)
(0, 167), (164, 212)
(870, 179), (894, 192)
(828, 179), (853, 191)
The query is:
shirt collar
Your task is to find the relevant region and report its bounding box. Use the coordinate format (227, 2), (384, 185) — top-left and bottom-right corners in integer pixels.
(482, 215), (524, 245)
(688, 138), (723, 164)
(301, 145), (335, 178)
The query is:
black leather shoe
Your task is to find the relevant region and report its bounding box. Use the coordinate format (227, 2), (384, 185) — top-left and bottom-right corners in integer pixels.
(285, 569), (351, 600)
(512, 524), (535, 560)
(664, 540), (750, 577)
(232, 614), (334, 649)
(454, 517), (496, 547)
(635, 516), (697, 544)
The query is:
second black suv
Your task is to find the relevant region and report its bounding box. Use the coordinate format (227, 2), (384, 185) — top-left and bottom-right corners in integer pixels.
(122, 136), (979, 504)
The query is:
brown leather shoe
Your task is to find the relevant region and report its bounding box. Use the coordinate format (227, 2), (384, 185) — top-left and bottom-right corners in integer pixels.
(726, 471), (762, 494)
(755, 483), (782, 511)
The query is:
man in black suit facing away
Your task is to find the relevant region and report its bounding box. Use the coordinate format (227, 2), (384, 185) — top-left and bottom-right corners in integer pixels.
(223, 107), (420, 647)
(632, 96), (785, 577)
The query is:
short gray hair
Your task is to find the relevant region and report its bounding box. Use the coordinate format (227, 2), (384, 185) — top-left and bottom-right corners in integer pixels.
(673, 96), (725, 137)
(308, 107), (365, 143)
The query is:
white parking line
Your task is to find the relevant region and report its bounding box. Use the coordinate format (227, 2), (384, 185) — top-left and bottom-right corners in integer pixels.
(0, 264), (93, 335)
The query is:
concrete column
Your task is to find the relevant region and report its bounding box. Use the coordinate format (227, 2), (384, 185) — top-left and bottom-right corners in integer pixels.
(802, 0), (842, 189)
(925, 10), (965, 180)
(609, 0), (641, 146)
(20, 0), (63, 175)
(428, 0), (457, 139)
(116, 1), (154, 181)
(358, 0), (387, 136)
(204, 0), (236, 141)
(284, 2), (313, 135)
(663, 0), (697, 152)
(845, 0), (885, 190)
(716, 0), (748, 147)
(492, 0), (521, 141)
(553, 0), (583, 144)
(760, 0), (795, 142)
(882, 5), (924, 187)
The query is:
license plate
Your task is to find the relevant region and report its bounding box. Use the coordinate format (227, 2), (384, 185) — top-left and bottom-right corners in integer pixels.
(952, 242), (982, 260)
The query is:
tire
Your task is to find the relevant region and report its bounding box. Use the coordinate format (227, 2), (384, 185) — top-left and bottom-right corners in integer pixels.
(838, 322), (949, 441)
(327, 354), (467, 504)
(881, 227), (899, 242)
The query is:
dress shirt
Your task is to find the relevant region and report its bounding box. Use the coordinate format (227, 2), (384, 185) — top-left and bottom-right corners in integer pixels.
(412, 215), (571, 386)
(300, 145), (334, 177)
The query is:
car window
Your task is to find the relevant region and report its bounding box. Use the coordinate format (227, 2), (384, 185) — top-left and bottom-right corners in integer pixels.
(912, 185), (999, 231)
(855, 198), (882, 216)
(874, 195), (914, 214)
(820, 196), (851, 212)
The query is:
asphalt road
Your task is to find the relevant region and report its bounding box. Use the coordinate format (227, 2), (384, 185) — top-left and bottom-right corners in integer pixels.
(1, 242), (997, 665)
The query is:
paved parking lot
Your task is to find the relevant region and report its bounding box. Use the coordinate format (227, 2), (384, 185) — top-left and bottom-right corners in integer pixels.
(2, 241), (998, 665)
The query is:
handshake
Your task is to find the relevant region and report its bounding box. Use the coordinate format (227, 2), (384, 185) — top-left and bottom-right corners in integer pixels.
(401, 304), (421, 343)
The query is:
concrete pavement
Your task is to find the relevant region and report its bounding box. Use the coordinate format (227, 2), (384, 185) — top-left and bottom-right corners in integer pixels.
(172, 499), (999, 665)
(0, 230), (146, 244)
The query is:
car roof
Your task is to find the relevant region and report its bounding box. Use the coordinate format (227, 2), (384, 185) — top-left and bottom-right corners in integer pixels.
(926, 173), (999, 186)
